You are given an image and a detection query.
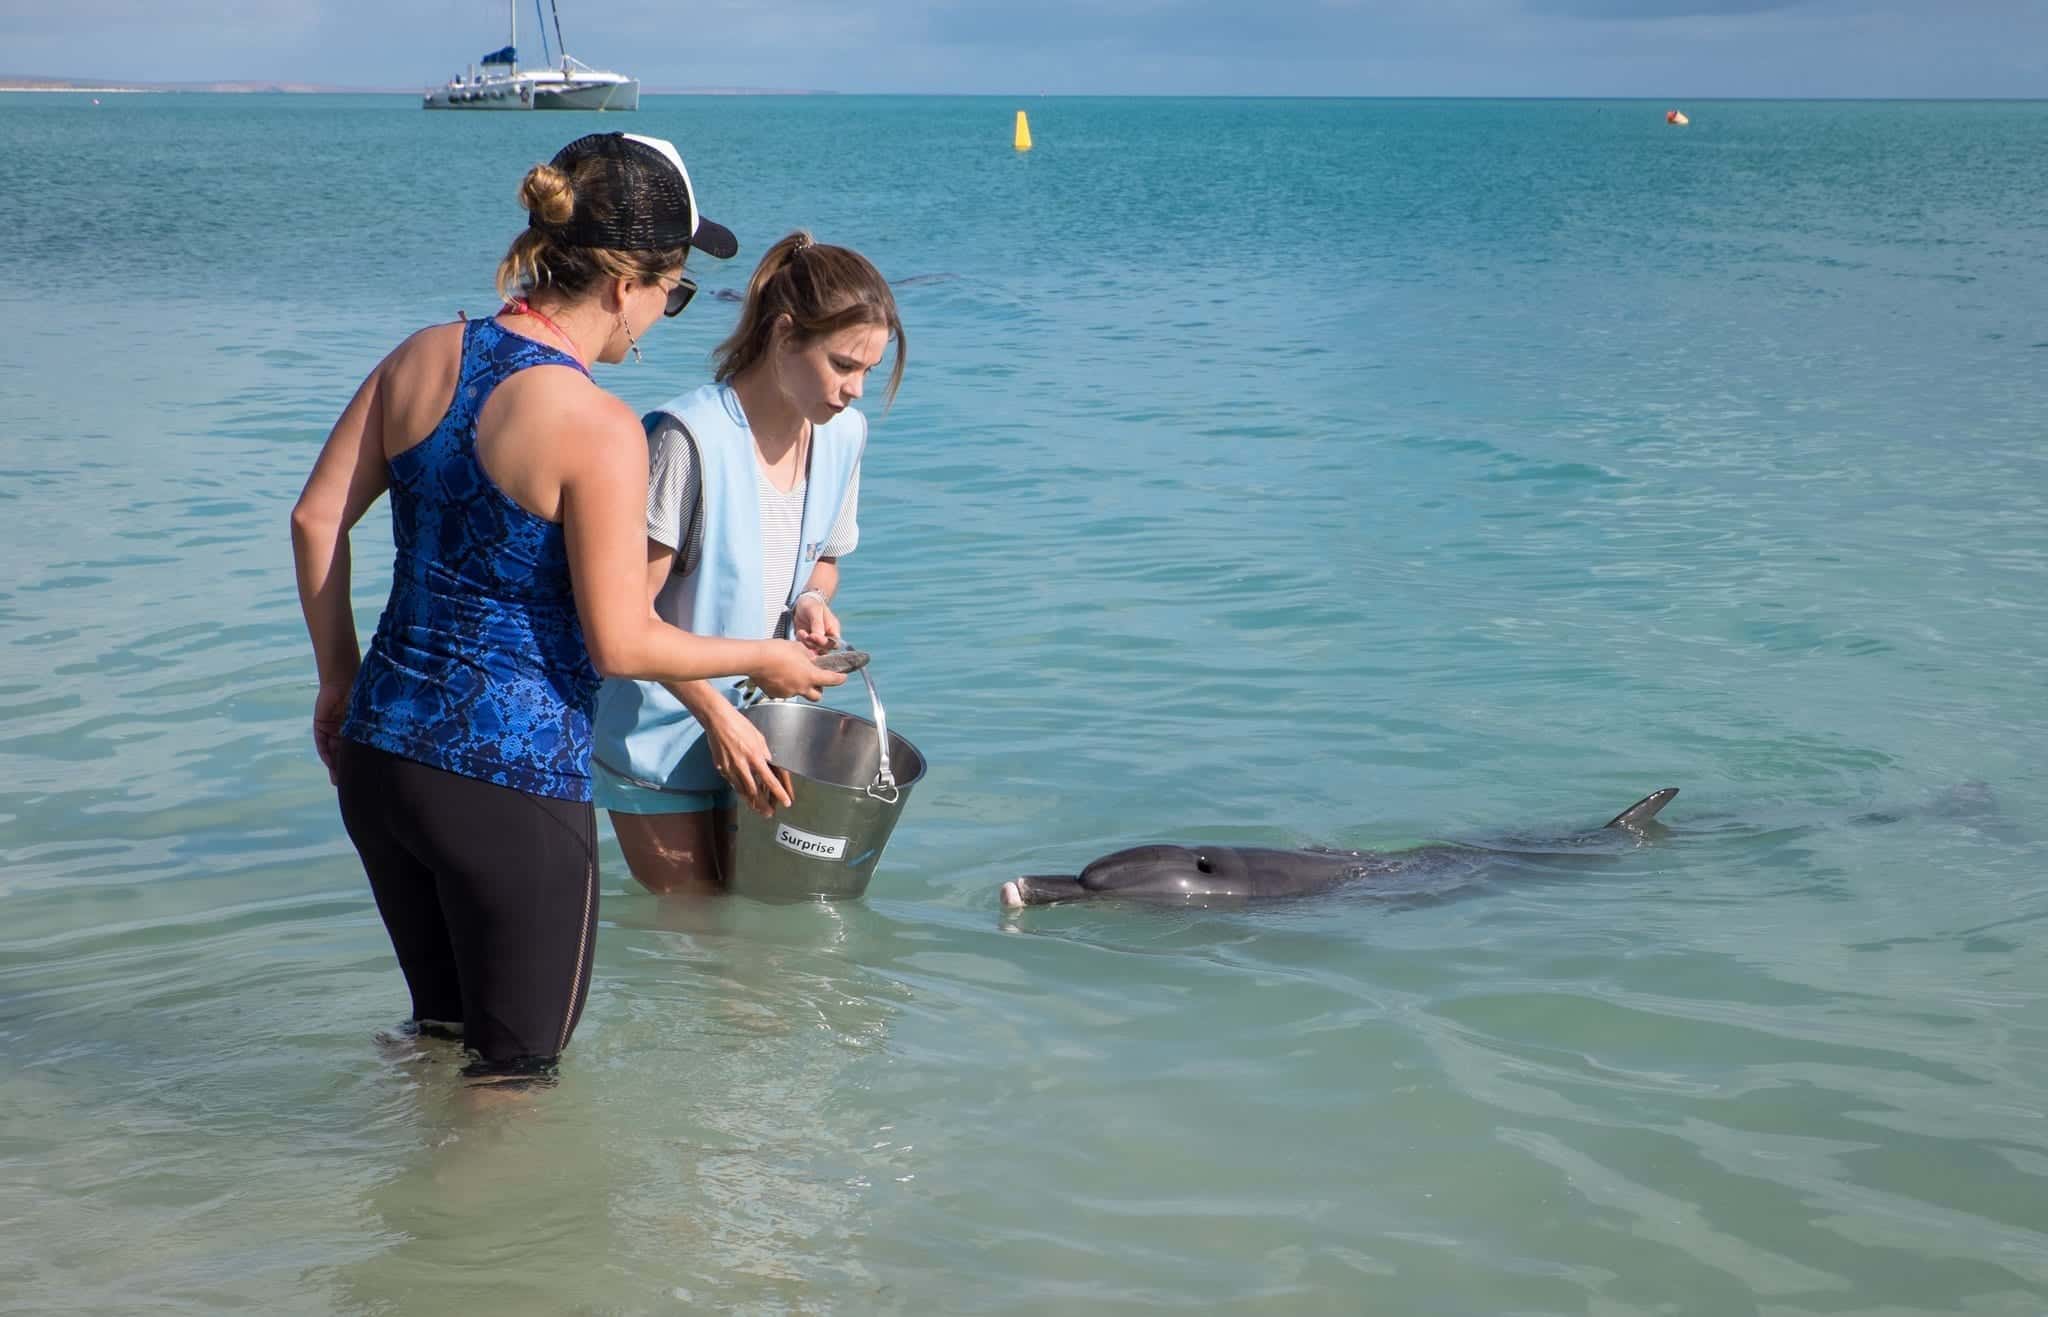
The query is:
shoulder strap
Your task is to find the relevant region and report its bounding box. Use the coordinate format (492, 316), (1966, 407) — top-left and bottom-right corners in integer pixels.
(670, 417), (706, 579)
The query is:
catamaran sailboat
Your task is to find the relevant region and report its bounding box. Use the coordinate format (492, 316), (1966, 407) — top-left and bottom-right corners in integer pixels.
(423, 0), (640, 111)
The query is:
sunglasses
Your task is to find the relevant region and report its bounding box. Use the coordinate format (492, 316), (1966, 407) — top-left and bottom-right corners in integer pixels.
(662, 275), (698, 318)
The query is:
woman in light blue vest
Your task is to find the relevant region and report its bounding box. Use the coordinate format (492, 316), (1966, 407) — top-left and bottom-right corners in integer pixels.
(592, 232), (906, 894)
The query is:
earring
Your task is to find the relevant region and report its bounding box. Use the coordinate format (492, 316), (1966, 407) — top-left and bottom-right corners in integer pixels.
(619, 313), (643, 364)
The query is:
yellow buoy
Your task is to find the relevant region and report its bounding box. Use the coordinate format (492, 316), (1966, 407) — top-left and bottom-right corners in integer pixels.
(1014, 109), (1033, 152)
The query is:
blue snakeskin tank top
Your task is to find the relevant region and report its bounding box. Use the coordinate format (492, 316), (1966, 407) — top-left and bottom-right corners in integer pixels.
(340, 317), (601, 801)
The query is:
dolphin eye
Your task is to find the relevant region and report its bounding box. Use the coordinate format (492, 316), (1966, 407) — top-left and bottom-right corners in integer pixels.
(1195, 855), (1214, 874)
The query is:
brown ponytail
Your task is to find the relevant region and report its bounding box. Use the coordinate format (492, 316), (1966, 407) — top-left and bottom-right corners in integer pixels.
(713, 231), (906, 405)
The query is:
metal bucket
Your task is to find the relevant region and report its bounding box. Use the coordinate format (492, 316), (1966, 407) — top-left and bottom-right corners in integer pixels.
(728, 667), (926, 902)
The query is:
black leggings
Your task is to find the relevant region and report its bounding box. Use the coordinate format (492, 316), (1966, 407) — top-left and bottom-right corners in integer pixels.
(335, 739), (597, 1075)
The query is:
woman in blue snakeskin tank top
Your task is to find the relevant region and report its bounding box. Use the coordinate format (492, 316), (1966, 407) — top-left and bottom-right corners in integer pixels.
(290, 133), (845, 1083)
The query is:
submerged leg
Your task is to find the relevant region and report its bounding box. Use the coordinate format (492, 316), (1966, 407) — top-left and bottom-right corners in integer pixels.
(610, 807), (734, 899)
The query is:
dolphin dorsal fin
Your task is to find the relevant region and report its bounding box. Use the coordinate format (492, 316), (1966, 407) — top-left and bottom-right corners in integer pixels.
(1604, 787), (1678, 830)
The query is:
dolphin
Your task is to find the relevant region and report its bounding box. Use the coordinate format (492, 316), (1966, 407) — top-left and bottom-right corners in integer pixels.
(999, 788), (1679, 908)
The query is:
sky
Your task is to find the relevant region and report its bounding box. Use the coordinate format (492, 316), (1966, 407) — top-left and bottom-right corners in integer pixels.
(3, 0), (2044, 97)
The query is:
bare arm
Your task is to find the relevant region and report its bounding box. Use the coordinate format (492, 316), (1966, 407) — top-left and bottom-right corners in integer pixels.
(565, 399), (840, 699)
(802, 557), (841, 604)
(291, 357), (397, 777)
(293, 360), (395, 681)
(791, 557), (844, 651)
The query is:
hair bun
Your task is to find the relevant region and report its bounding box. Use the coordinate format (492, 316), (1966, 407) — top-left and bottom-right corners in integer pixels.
(518, 162), (577, 228)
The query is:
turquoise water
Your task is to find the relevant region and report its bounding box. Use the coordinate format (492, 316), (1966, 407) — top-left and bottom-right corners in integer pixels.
(2, 93), (2046, 1313)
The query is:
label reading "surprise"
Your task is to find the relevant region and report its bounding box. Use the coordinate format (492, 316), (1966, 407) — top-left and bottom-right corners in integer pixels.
(774, 822), (848, 862)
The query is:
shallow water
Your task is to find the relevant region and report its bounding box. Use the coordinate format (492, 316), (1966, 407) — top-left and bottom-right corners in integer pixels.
(1, 94), (2044, 1314)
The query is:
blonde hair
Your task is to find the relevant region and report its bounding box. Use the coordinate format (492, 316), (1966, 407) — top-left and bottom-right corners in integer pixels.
(713, 231), (906, 404)
(494, 159), (685, 302)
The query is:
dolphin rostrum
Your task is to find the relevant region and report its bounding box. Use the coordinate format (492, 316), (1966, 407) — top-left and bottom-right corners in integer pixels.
(1000, 788), (1679, 908)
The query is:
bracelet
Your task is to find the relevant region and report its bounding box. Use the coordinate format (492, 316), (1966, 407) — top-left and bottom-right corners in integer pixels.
(793, 588), (830, 610)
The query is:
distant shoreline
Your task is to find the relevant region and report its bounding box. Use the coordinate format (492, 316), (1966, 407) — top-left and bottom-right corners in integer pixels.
(0, 79), (831, 96)
(4, 81), (2044, 101)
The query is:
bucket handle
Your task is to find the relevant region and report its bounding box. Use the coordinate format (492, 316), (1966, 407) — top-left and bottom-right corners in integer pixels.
(737, 649), (898, 800)
(859, 663), (899, 800)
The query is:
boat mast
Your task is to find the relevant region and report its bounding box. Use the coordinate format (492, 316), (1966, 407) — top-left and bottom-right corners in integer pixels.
(549, 0), (567, 71)
(510, 0), (518, 73)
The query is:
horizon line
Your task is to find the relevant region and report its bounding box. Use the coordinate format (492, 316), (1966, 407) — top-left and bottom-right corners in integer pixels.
(5, 81), (2047, 103)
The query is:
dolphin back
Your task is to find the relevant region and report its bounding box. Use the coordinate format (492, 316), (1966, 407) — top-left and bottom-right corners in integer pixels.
(1603, 787), (1679, 831)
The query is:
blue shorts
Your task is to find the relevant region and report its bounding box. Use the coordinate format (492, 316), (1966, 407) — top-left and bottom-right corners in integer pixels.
(590, 757), (736, 816)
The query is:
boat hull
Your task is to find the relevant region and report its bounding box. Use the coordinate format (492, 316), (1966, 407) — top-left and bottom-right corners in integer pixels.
(423, 80), (531, 110)
(422, 76), (637, 111)
(533, 79), (639, 111)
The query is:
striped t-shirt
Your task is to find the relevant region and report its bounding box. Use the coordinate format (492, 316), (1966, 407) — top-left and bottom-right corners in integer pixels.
(644, 415), (860, 637)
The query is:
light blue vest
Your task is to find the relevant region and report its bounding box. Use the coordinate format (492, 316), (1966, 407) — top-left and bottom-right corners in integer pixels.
(591, 382), (865, 794)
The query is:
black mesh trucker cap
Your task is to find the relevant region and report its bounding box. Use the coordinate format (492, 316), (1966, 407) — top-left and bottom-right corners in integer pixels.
(534, 131), (738, 260)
